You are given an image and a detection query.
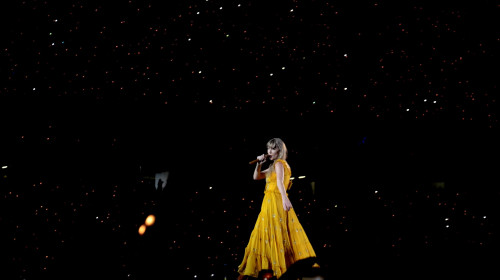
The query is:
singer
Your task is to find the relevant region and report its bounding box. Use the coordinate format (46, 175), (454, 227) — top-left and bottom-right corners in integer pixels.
(237, 138), (317, 280)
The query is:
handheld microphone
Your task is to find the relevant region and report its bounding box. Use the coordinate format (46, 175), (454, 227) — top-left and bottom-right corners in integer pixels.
(249, 154), (269, 165)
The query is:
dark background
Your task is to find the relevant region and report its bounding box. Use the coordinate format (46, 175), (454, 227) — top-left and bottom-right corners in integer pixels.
(1, 0), (499, 279)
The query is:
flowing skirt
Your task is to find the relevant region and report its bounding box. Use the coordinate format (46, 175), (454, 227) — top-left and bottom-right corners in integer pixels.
(237, 191), (316, 279)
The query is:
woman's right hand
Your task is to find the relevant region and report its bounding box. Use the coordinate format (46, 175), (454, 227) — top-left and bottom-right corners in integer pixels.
(257, 154), (267, 164)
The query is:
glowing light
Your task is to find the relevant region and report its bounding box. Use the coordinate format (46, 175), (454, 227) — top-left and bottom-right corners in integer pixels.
(1, 166), (7, 169)
(145, 214), (156, 226)
(138, 224), (146, 235)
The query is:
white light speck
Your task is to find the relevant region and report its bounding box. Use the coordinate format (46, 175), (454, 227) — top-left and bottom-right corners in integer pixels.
(433, 100), (437, 103)
(344, 53), (348, 57)
(270, 73), (273, 76)
(406, 108), (410, 111)
(424, 99), (427, 102)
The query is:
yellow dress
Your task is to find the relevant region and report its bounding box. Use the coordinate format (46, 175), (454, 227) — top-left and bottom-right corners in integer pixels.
(237, 159), (316, 279)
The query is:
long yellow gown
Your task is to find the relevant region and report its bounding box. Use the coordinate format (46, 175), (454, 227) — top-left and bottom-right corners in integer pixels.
(237, 159), (316, 279)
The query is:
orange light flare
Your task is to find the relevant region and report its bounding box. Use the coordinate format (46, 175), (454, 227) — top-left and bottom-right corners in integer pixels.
(138, 224), (147, 235)
(138, 214), (156, 235)
(145, 214), (156, 226)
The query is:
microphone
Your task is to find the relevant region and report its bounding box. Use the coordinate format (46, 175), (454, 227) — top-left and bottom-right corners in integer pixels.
(249, 154), (269, 165)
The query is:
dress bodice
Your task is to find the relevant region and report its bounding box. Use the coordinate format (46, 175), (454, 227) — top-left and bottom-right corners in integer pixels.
(265, 159), (292, 194)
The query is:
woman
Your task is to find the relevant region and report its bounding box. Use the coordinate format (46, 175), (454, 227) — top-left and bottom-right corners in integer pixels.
(237, 138), (317, 279)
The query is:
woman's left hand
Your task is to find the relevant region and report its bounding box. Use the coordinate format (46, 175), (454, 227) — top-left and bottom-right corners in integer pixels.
(282, 196), (293, 211)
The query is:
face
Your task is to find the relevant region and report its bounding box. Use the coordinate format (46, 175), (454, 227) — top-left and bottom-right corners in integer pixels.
(267, 145), (279, 160)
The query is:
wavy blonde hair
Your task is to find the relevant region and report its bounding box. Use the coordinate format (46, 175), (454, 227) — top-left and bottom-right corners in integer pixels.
(266, 137), (288, 160)
(266, 138), (289, 175)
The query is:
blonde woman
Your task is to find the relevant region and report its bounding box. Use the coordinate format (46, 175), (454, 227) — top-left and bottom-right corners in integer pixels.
(237, 138), (317, 279)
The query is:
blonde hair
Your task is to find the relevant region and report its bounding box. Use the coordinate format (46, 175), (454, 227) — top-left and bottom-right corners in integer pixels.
(266, 137), (288, 160)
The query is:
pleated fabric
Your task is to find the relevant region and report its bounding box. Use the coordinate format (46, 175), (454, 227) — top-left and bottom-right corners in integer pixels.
(237, 159), (316, 279)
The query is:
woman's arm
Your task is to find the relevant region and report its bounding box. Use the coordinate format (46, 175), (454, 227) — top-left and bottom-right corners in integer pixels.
(253, 154), (268, 180)
(275, 161), (293, 211)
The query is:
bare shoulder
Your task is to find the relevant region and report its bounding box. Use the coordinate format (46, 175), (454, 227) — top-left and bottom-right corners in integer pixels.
(275, 159), (290, 170)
